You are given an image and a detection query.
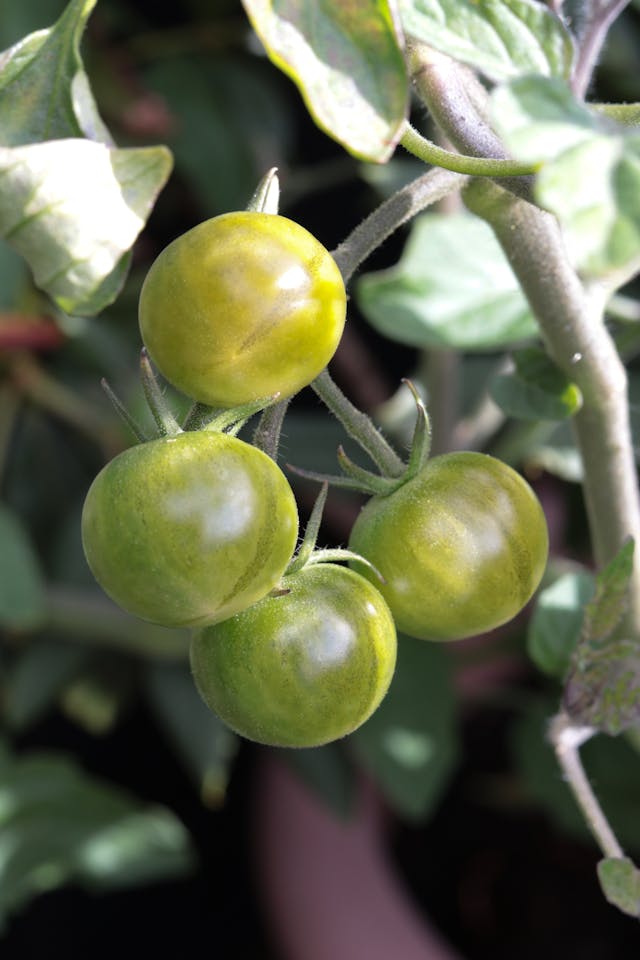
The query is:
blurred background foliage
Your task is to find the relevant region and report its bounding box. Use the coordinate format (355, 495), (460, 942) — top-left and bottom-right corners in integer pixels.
(1, 1), (640, 957)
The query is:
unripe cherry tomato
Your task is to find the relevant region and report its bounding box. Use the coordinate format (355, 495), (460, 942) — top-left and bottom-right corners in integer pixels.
(138, 212), (347, 407)
(348, 452), (548, 641)
(81, 431), (299, 628)
(190, 564), (397, 748)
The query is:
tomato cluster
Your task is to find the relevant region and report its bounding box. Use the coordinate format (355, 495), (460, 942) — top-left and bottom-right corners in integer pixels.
(82, 207), (549, 749)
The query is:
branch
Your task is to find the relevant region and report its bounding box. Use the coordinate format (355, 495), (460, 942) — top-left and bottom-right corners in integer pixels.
(331, 167), (464, 286)
(571, 0), (631, 99)
(549, 712), (624, 859)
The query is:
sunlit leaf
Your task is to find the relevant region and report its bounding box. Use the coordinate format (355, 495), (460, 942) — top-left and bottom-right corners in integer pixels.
(492, 76), (640, 282)
(241, 0), (408, 162)
(0, 139), (172, 315)
(398, 0), (573, 81)
(356, 213), (537, 350)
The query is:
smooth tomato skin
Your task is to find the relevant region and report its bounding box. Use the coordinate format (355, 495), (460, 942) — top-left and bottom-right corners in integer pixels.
(190, 564), (397, 748)
(81, 431), (298, 628)
(348, 452), (549, 642)
(138, 212), (347, 407)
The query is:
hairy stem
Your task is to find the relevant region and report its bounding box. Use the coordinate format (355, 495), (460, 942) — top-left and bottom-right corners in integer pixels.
(401, 121), (538, 177)
(331, 167), (464, 286)
(571, 0), (631, 99)
(407, 43), (535, 204)
(463, 177), (640, 635)
(310, 369), (405, 477)
(549, 712), (624, 858)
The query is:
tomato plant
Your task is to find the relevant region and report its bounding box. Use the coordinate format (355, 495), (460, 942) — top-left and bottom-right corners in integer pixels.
(81, 430), (299, 628)
(348, 452), (549, 642)
(190, 563), (397, 748)
(138, 211), (347, 407)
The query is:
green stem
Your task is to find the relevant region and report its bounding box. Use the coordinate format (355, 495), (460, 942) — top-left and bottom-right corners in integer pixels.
(400, 121), (539, 178)
(463, 177), (640, 636)
(310, 369), (405, 477)
(253, 399), (289, 461)
(407, 42), (535, 203)
(549, 712), (624, 859)
(331, 167), (464, 285)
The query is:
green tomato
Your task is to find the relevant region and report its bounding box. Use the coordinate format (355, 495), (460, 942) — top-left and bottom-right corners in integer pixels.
(348, 452), (549, 642)
(138, 212), (346, 407)
(190, 564), (397, 748)
(81, 431), (298, 628)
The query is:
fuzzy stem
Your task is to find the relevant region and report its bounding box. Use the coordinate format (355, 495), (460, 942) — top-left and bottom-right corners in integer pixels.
(571, 0), (631, 99)
(400, 121), (539, 177)
(463, 178), (640, 635)
(549, 712), (624, 858)
(310, 369), (405, 478)
(331, 167), (464, 286)
(253, 399), (289, 461)
(407, 43), (535, 203)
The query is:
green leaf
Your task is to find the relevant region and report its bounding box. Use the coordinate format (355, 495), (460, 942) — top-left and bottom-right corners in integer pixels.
(490, 347), (583, 421)
(4, 639), (93, 732)
(563, 540), (640, 735)
(0, 0), (108, 147)
(282, 743), (355, 820)
(0, 505), (46, 631)
(240, 0), (408, 162)
(351, 635), (459, 821)
(0, 139), (172, 315)
(492, 76), (640, 282)
(398, 0), (574, 82)
(527, 570), (595, 677)
(356, 213), (538, 350)
(144, 661), (239, 808)
(0, 740), (194, 928)
(597, 857), (640, 918)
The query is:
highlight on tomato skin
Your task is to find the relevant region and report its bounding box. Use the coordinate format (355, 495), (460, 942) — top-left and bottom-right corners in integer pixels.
(138, 211), (347, 408)
(348, 451), (549, 643)
(190, 564), (398, 749)
(81, 430), (299, 629)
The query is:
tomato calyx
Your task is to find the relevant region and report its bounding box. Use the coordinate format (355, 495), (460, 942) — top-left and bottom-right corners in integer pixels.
(288, 379), (433, 499)
(102, 347), (283, 447)
(246, 166), (280, 215)
(276, 482), (384, 592)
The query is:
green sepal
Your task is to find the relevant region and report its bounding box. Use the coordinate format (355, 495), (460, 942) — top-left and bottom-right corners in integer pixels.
(100, 378), (148, 443)
(140, 348), (182, 437)
(201, 392), (282, 434)
(285, 483), (328, 576)
(336, 446), (399, 496)
(286, 462), (387, 494)
(246, 167), (280, 214)
(401, 379), (431, 481)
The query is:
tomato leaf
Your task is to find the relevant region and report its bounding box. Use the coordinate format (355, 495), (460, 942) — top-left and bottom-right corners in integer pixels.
(0, 0), (173, 315)
(144, 662), (239, 809)
(0, 739), (194, 929)
(0, 505), (46, 631)
(490, 346), (583, 421)
(356, 213), (538, 350)
(597, 857), (640, 918)
(240, 0), (408, 162)
(397, 0), (574, 81)
(563, 540), (640, 735)
(351, 635), (459, 821)
(492, 76), (640, 284)
(527, 570), (595, 678)
(4, 639), (93, 732)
